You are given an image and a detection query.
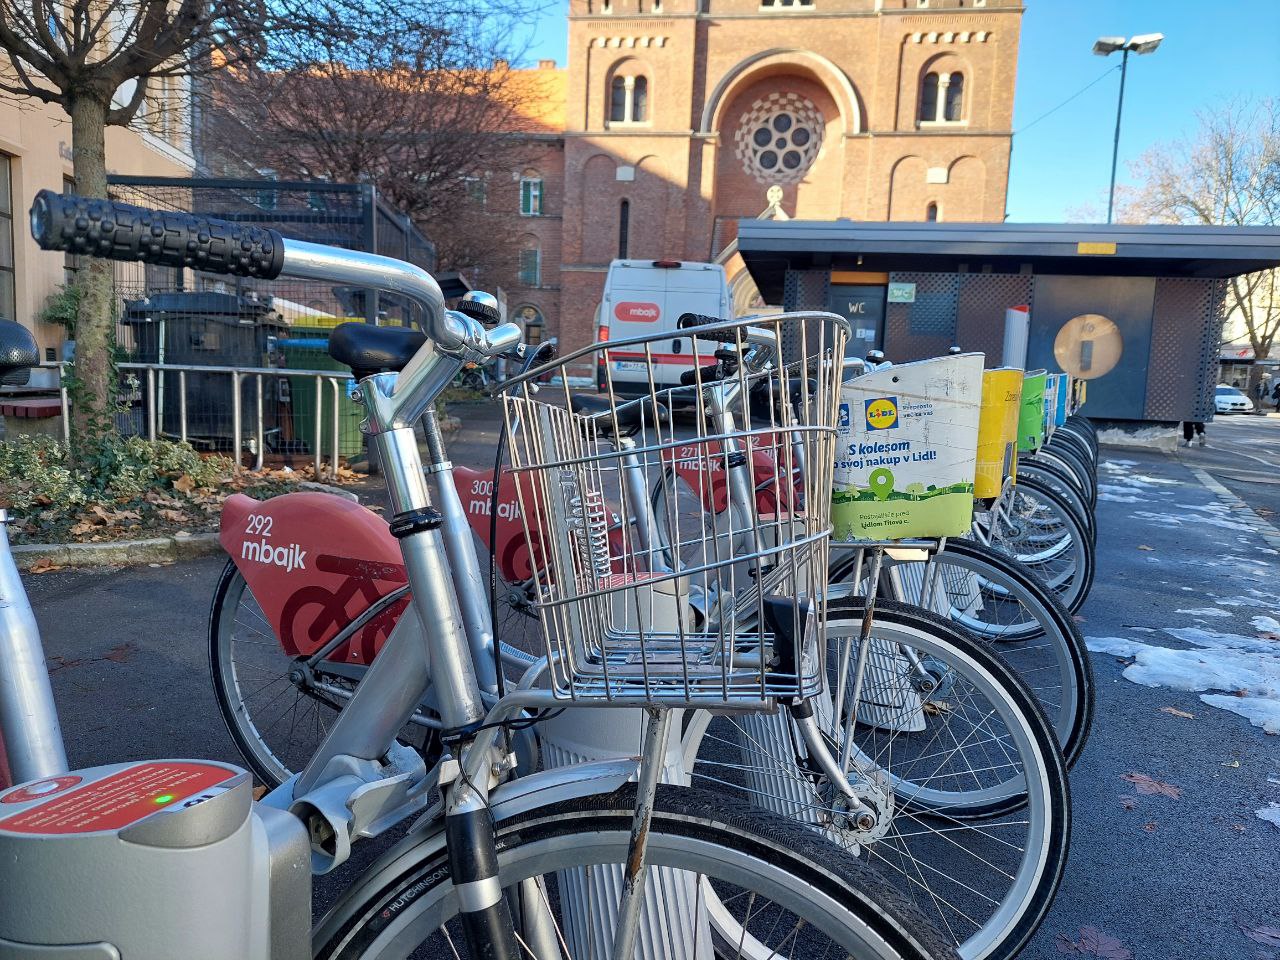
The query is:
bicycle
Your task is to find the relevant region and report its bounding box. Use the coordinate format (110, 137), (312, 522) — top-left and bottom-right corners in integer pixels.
(210, 326), (1073, 960)
(5, 190), (959, 960)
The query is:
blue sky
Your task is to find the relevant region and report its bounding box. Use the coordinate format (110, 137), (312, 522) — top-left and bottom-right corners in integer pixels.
(519, 1), (1280, 223)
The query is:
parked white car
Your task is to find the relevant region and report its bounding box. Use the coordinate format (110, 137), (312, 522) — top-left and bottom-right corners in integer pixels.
(1215, 383), (1254, 414)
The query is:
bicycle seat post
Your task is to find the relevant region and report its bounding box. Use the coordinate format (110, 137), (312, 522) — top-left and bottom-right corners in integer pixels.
(0, 508), (68, 785)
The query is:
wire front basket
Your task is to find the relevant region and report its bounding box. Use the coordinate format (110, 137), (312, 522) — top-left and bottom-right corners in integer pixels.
(500, 312), (848, 706)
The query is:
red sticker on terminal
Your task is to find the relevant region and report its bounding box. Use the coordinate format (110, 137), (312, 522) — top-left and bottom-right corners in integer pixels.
(0, 762), (236, 834)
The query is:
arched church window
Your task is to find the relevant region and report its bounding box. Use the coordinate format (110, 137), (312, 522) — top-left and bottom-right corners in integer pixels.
(944, 73), (965, 121)
(610, 76), (627, 122)
(926, 202), (939, 222)
(920, 70), (965, 123)
(920, 73), (939, 122)
(608, 71), (650, 124)
(734, 93), (825, 185)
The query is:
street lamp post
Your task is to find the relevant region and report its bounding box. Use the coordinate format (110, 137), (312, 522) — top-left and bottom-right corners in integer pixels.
(1093, 33), (1163, 224)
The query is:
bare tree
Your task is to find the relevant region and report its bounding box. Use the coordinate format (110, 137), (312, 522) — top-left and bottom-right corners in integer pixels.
(203, 9), (549, 277)
(0, 1), (542, 456)
(0, 1), (274, 453)
(1120, 97), (1280, 394)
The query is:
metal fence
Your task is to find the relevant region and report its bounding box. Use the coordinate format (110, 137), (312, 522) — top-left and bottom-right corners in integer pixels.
(40, 361), (353, 476)
(40, 177), (447, 469)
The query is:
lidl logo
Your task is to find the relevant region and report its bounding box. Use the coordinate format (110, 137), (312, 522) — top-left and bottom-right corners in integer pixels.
(838, 403), (850, 428)
(864, 396), (899, 431)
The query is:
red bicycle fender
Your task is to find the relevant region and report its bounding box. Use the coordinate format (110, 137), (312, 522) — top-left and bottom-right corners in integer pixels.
(219, 492), (408, 664)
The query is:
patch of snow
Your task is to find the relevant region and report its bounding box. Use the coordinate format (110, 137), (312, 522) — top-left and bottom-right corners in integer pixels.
(1257, 803), (1280, 829)
(1087, 626), (1280, 737)
(1097, 486), (1143, 504)
(1176, 608), (1232, 618)
(1251, 615), (1280, 633)
(1164, 626), (1280, 656)
(1084, 636), (1147, 657)
(1097, 426), (1178, 452)
(1202, 694), (1280, 735)
(1132, 510), (1259, 534)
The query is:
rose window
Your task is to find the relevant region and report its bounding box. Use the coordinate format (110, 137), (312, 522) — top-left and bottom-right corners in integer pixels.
(734, 93), (825, 185)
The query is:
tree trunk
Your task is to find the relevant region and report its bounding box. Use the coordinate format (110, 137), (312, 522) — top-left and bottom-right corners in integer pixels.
(68, 93), (117, 457)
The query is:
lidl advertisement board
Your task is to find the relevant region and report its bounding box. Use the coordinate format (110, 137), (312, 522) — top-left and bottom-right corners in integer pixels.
(832, 354), (984, 540)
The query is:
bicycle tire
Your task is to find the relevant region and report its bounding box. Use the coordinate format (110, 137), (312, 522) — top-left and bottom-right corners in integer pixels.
(974, 474), (1095, 614)
(1015, 461), (1096, 544)
(682, 597), (1069, 960)
(1035, 443), (1096, 508)
(1050, 428), (1096, 470)
(1047, 433), (1097, 486)
(1058, 418), (1097, 459)
(313, 783), (959, 960)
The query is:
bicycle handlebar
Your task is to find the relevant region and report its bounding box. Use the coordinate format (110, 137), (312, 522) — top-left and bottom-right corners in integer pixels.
(29, 190), (520, 364)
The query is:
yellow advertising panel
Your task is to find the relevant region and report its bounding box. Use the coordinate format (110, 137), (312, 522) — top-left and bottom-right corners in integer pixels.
(976, 368), (1023, 499)
(832, 354), (985, 541)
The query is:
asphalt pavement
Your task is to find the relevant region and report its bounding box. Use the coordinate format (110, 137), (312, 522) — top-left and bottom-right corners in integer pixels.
(17, 409), (1280, 958)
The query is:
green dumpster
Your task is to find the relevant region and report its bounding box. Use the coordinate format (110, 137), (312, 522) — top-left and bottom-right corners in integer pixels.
(280, 328), (364, 458)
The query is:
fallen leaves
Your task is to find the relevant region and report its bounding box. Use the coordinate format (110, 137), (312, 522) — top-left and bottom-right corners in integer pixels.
(1142, 821), (1158, 832)
(172, 474), (197, 494)
(1056, 926), (1133, 958)
(1121, 772), (1182, 799)
(27, 557), (63, 574)
(1159, 706), (1195, 719)
(1137, 544), (1155, 551)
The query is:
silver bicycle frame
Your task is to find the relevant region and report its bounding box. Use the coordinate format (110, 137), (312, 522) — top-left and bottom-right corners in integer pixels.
(0, 509), (68, 784)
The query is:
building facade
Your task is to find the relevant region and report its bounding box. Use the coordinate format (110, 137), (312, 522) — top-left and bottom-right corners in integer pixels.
(499, 0), (1023, 372)
(0, 85), (195, 360)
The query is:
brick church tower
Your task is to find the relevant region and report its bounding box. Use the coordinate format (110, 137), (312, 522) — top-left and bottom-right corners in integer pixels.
(499, 0), (1023, 371)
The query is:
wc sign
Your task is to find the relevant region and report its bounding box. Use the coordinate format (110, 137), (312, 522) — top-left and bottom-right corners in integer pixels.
(887, 282), (916, 304)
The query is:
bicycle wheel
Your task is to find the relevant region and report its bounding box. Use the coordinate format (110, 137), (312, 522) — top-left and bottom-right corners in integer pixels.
(973, 474), (1094, 614)
(1014, 461), (1095, 544)
(863, 539), (1094, 767)
(1034, 443), (1095, 508)
(683, 599), (1068, 960)
(1049, 428), (1096, 470)
(313, 784), (957, 960)
(208, 559), (437, 787)
(1062, 416), (1097, 456)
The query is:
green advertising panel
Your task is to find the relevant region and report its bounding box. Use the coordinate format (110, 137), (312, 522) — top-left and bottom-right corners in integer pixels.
(1017, 370), (1047, 453)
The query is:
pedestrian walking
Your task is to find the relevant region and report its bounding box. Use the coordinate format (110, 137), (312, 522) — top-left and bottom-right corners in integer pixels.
(1271, 380), (1280, 412)
(1182, 421), (1206, 447)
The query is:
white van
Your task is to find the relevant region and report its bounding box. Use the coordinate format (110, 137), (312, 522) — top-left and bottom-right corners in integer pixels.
(596, 259), (732, 394)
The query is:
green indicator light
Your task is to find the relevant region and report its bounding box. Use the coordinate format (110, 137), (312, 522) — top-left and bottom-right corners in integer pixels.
(154, 794), (175, 804)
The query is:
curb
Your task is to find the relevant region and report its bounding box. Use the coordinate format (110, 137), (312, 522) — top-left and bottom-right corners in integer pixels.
(1187, 466), (1280, 552)
(13, 532), (224, 571)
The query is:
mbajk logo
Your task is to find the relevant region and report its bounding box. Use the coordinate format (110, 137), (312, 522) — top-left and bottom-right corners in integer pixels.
(864, 396), (899, 431)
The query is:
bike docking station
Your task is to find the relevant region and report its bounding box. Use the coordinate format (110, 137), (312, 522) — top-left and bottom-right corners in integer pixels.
(0, 760), (312, 958)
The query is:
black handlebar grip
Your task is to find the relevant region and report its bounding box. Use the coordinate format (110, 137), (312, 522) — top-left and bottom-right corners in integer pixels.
(677, 312), (738, 344)
(30, 190), (286, 280)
